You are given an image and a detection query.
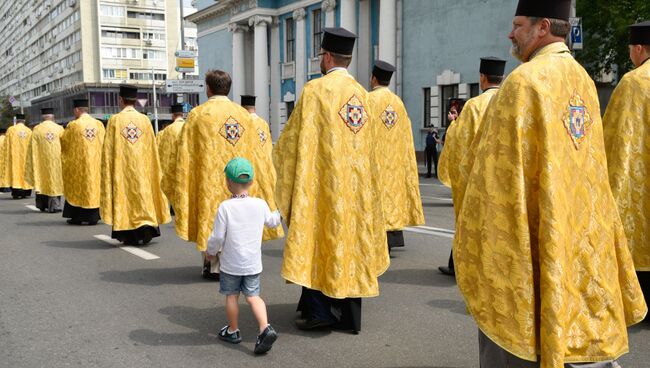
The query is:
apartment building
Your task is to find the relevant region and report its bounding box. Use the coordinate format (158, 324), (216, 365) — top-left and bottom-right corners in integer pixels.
(0, 0), (199, 123)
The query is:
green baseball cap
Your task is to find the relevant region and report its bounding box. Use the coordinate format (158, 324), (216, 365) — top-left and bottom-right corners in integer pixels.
(224, 157), (254, 184)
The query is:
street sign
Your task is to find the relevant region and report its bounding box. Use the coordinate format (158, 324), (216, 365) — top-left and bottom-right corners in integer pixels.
(175, 67), (195, 73)
(570, 17), (583, 50)
(182, 102), (192, 113)
(176, 58), (195, 69)
(137, 98), (148, 107)
(175, 50), (196, 58)
(8, 96), (15, 104)
(165, 79), (205, 94)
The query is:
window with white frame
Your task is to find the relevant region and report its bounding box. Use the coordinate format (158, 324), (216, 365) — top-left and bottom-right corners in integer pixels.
(312, 9), (323, 58)
(100, 5), (125, 17)
(285, 17), (295, 62)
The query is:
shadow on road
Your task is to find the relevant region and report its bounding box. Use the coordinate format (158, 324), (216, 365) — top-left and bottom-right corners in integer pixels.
(18, 220), (70, 227)
(99, 266), (207, 286)
(629, 321), (650, 333)
(42, 239), (111, 250)
(427, 299), (469, 316)
(379, 268), (456, 287)
(262, 248), (283, 258)
(129, 303), (331, 350)
(422, 202), (454, 208)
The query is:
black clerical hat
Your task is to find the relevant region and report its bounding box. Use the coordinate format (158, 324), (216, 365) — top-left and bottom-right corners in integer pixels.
(372, 60), (396, 83)
(15, 114), (25, 120)
(119, 85), (138, 99)
(515, 0), (571, 22)
(41, 108), (54, 115)
(479, 57), (507, 76)
(73, 99), (89, 108)
(240, 95), (257, 107)
(321, 27), (357, 56)
(630, 21), (650, 45)
(171, 104), (184, 114)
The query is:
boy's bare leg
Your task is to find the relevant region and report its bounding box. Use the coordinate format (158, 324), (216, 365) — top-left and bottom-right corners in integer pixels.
(226, 294), (240, 331)
(246, 296), (269, 333)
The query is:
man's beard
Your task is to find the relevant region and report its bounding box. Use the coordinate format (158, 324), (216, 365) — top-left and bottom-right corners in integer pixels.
(510, 29), (535, 62)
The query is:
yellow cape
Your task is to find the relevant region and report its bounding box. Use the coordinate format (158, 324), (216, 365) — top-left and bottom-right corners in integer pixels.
(437, 88), (498, 217)
(61, 114), (105, 209)
(603, 59), (650, 271)
(0, 135), (7, 187)
(368, 86), (424, 230)
(173, 96), (284, 252)
(3, 123), (33, 190)
(24, 121), (64, 196)
(274, 69), (389, 299)
(157, 117), (185, 205)
(454, 43), (647, 367)
(100, 107), (170, 230)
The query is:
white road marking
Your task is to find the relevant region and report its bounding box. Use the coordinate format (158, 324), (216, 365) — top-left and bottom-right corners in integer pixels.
(404, 225), (455, 239)
(25, 205), (40, 212)
(421, 196), (453, 202)
(93, 234), (160, 261)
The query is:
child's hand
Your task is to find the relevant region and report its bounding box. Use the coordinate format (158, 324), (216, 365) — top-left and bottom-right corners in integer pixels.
(205, 253), (217, 261)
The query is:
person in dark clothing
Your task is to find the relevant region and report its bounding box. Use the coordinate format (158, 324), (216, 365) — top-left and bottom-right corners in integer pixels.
(425, 128), (441, 178)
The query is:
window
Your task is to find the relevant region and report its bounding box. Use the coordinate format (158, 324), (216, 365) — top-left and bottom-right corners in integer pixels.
(469, 83), (480, 98)
(440, 84), (459, 128)
(129, 72), (167, 80)
(423, 88), (431, 127)
(285, 17), (295, 62)
(103, 69), (127, 80)
(101, 30), (140, 39)
(100, 5), (125, 17)
(312, 9), (322, 57)
(127, 11), (165, 21)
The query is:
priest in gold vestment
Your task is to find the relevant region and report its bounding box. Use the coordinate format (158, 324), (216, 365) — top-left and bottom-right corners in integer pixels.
(100, 85), (170, 245)
(171, 71), (283, 281)
(24, 108), (64, 213)
(61, 99), (105, 225)
(157, 103), (185, 209)
(240, 95), (273, 161)
(603, 20), (650, 320)
(0, 128), (9, 192)
(4, 114), (33, 199)
(436, 57), (506, 277)
(455, 2), (647, 367)
(367, 60), (424, 253)
(274, 28), (388, 333)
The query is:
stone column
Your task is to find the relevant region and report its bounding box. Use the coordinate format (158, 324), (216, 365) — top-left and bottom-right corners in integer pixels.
(339, 0), (357, 77)
(229, 23), (248, 100)
(249, 15), (272, 122)
(378, 0), (396, 90)
(293, 8), (307, 97)
(322, 0), (337, 28)
(270, 18), (282, 141)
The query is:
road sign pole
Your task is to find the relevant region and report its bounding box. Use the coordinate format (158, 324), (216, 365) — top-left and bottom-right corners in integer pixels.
(152, 67), (159, 134)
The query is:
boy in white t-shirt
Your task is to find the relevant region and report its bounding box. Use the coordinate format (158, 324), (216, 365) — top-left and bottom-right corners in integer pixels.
(206, 157), (282, 354)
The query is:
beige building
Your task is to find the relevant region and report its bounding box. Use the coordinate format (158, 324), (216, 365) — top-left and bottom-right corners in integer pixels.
(0, 0), (197, 122)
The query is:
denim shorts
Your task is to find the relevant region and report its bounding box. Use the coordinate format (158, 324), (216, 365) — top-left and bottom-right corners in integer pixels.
(219, 272), (261, 296)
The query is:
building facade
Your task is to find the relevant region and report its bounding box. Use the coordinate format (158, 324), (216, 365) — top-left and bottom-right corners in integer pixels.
(0, 0), (198, 123)
(189, 0), (578, 151)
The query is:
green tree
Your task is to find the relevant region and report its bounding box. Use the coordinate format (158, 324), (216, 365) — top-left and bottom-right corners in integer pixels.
(576, 0), (650, 79)
(0, 96), (15, 130)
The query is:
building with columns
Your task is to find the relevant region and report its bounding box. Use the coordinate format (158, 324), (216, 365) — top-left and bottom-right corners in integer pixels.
(188, 0), (573, 152)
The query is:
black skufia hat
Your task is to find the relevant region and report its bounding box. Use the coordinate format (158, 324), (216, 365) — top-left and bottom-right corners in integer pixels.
(73, 99), (89, 108)
(515, 0), (571, 22)
(321, 27), (357, 56)
(119, 85), (138, 99)
(372, 60), (396, 83)
(240, 95), (257, 107)
(15, 114), (25, 120)
(171, 104), (184, 114)
(479, 57), (507, 76)
(41, 108), (54, 115)
(630, 21), (650, 45)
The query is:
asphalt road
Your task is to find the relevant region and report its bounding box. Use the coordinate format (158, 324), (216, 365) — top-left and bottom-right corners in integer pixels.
(0, 171), (648, 368)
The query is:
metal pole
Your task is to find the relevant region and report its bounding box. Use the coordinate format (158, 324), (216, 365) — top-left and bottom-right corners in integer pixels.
(179, 0), (187, 104)
(152, 67), (159, 134)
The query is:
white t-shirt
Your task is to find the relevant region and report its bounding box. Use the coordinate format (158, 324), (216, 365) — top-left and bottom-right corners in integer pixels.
(206, 196), (282, 276)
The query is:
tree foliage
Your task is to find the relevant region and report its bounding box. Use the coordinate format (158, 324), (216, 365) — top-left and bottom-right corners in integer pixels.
(0, 96), (15, 130)
(576, 0), (650, 78)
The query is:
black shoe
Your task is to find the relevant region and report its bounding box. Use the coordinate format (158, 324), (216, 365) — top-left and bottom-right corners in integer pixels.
(426, 174), (431, 178)
(218, 325), (242, 344)
(67, 219), (82, 225)
(254, 325), (278, 354)
(296, 318), (334, 330)
(87, 220), (98, 226)
(438, 266), (455, 276)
